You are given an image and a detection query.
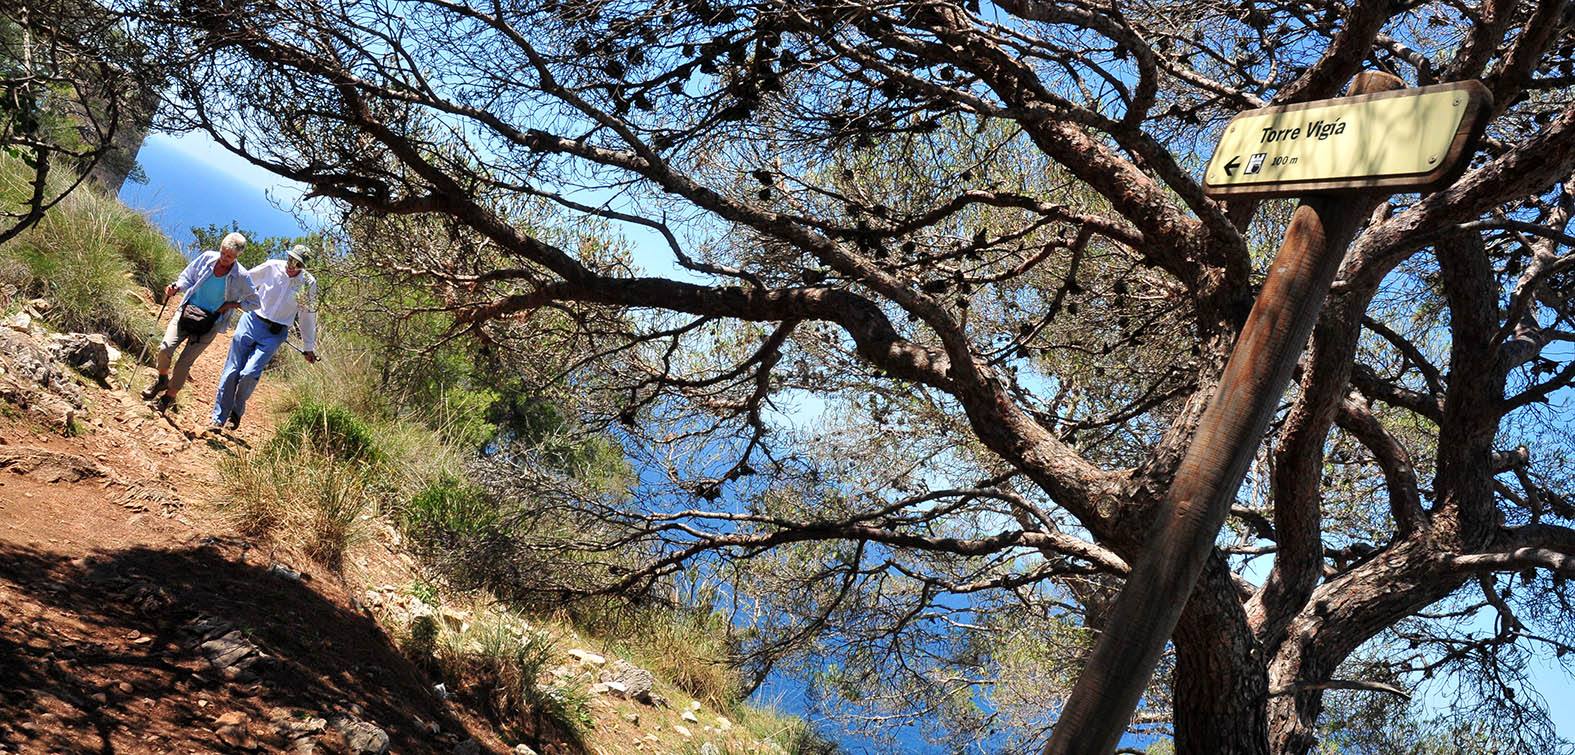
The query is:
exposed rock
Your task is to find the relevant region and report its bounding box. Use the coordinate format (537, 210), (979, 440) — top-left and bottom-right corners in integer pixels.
(682, 710), (699, 724)
(199, 629), (264, 680)
(601, 659), (656, 704)
(335, 719), (390, 754)
(216, 725), (254, 748)
(566, 648), (605, 666)
(0, 447), (111, 483)
(408, 597), (435, 623)
(0, 327), (84, 426)
(184, 615), (236, 642)
(513, 746), (538, 755)
(674, 725), (693, 738)
(279, 715), (328, 740)
(4, 312), (32, 331)
(49, 333), (111, 382)
(214, 711), (254, 747)
(439, 605), (470, 633)
(716, 716), (733, 732)
(269, 563), (304, 581)
(699, 744), (720, 755)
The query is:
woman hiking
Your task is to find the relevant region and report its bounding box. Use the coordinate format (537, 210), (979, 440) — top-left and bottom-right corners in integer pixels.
(142, 232), (259, 412)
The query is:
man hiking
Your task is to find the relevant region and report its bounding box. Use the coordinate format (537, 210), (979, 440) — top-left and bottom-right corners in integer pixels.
(211, 245), (319, 432)
(143, 232), (258, 412)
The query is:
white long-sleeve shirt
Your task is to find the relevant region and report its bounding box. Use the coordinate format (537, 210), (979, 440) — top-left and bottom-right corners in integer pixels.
(247, 259), (320, 351)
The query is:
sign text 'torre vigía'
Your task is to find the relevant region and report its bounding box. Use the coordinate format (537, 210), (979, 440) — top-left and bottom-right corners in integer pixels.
(1202, 81), (1491, 199)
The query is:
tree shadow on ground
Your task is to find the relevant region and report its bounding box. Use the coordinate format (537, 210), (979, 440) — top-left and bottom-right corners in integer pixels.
(0, 538), (495, 753)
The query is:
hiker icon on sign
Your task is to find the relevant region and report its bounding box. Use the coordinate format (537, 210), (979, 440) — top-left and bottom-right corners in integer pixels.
(1245, 153), (1267, 175)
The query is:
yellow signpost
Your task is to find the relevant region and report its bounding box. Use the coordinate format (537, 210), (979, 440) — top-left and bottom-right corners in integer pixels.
(1203, 81), (1491, 198)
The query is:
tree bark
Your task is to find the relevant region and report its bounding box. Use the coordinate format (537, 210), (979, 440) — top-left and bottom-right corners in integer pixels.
(1173, 556), (1269, 755)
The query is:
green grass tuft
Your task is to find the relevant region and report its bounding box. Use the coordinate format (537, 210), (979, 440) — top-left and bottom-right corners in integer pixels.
(0, 152), (183, 349)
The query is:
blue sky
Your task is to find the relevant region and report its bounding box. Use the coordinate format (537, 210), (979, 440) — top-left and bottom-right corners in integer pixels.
(119, 129), (1573, 751)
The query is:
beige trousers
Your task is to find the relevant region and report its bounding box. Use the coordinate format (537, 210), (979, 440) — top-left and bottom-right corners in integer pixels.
(154, 313), (219, 395)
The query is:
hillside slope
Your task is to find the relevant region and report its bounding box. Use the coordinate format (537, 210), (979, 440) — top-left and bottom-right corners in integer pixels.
(2, 294), (810, 755)
(0, 307), (519, 753)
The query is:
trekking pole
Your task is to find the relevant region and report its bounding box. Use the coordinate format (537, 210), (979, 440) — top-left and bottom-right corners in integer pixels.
(136, 297), (170, 374)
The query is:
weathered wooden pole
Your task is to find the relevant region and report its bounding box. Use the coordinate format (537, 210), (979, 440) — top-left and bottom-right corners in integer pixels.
(1042, 71), (1408, 754)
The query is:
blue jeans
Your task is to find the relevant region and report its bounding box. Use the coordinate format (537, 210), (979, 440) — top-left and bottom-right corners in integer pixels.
(213, 312), (288, 424)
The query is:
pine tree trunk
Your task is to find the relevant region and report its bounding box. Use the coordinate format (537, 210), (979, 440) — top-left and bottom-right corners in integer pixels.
(1172, 557), (1269, 755)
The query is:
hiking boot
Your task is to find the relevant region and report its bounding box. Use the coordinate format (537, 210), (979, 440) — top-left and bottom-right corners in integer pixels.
(226, 414), (242, 431)
(140, 375), (169, 400)
(154, 394), (175, 413)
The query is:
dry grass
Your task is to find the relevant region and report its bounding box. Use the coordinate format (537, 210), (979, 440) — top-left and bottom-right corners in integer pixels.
(433, 613), (593, 744)
(215, 445), (375, 568)
(617, 607), (743, 710)
(0, 153), (182, 350)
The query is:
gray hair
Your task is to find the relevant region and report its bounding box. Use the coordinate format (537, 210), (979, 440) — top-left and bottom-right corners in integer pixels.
(220, 232), (248, 252)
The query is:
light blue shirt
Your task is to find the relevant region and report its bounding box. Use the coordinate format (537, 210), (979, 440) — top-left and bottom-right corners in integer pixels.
(172, 251), (260, 332)
(187, 274), (227, 313)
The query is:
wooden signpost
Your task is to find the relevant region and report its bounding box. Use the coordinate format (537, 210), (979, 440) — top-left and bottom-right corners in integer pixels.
(1045, 74), (1493, 755)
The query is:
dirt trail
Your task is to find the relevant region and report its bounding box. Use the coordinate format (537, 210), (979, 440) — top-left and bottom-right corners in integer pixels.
(0, 320), (496, 753)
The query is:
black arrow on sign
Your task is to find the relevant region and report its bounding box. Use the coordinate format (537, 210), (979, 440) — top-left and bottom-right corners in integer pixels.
(1224, 155), (1242, 177)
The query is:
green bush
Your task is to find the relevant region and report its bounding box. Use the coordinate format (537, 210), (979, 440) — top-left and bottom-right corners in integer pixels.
(433, 384), (500, 450)
(499, 396), (631, 494)
(269, 398), (384, 464)
(403, 475), (500, 540)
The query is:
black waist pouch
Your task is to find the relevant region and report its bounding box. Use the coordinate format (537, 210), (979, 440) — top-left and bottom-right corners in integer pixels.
(261, 317), (287, 335)
(177, 304), (220, 337)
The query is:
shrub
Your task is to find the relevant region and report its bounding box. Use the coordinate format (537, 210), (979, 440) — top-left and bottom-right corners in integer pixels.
(497, 397), (631, 494)
(403, 475), (500, 540)
(431, 384), (499, 450)
(215, 446), (374, 568)
(269, 398), (384, 464)
(399, 475), (527, 592)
